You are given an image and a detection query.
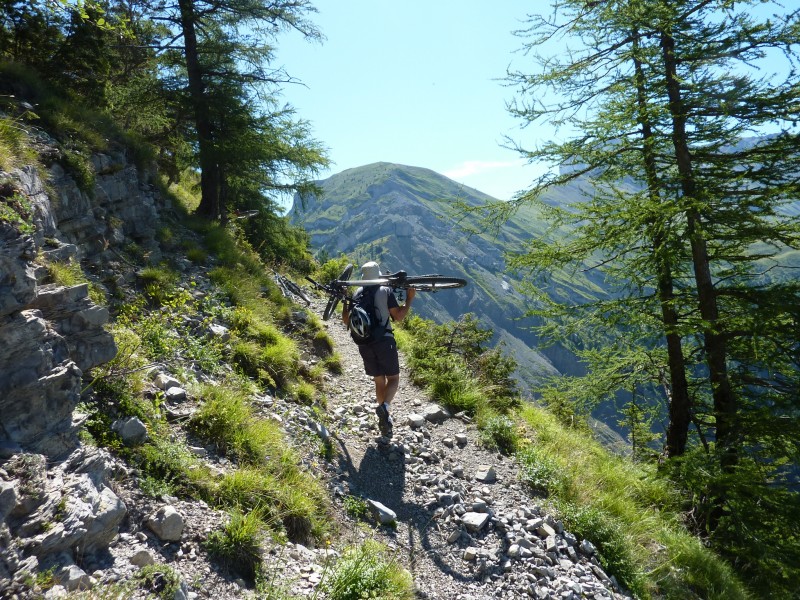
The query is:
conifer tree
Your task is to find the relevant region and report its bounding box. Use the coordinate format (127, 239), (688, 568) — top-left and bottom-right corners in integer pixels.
(504, 1), (800, 592)
(149, 0), (324, 220)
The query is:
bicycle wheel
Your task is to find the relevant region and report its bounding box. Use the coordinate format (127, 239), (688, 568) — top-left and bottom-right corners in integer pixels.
(404, 276), (467, 292)
(322, 296), (340, 320)
(322, 264), (353, 320)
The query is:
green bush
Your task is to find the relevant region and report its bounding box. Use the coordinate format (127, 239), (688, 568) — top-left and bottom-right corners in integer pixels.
(315, 255), (353, 284)
(402, 313), (520, 416)
(293, 381), (316, 405)
(321, 540), (414, 600)
(342, 495), (370, 520)
(214, 467), (328, 543)
(0, 190), (35, 235)
(136, 564), (182, 600)
(557, 502), (644, 597)
(479, 415), (519, 455)
(323, 352), (343, 374)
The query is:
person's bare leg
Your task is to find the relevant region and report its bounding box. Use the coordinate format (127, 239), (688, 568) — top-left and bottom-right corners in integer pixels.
(373, 376), (388, 404)
(384, 374), (400, 407)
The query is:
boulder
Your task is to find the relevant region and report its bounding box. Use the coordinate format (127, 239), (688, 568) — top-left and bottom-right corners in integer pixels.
(366, 499), (397, 525)
(112, 417), (148, 446)
(145, 505), (184, 542)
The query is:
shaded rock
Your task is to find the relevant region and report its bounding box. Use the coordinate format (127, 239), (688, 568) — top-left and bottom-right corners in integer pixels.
(0, 311), (81, 457)
(366, 499), (397, 525)
(0, 481), (18, 521)
(29, 284), (117, 371)
(0, 222), (37, 318)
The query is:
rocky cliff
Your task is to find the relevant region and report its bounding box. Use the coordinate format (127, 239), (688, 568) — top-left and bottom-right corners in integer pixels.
(1, 139), (161, 591)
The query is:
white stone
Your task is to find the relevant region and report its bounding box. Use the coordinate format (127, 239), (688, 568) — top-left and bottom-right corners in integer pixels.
(461, 512), (490, 533)
(208, 324), (230, 340)
(165, 386), (187, 401)
(154, 373), (181, 390)
(112, 417), (147, 446)
(406, 413), (426, 428)
(474, 465), (497, 483)
(366, 499), (396, 525)
(145, 505), (184, 541)
(130, 549), (155, 567)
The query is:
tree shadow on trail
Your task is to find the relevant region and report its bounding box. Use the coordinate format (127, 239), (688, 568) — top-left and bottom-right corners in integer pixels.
(331, 433), (476, 586)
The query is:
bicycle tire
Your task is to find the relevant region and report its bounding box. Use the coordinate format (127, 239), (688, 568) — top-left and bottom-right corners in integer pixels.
(322, 263), (353, 320)
(404, 276), (467, 291)
(323, 296), (340, 320)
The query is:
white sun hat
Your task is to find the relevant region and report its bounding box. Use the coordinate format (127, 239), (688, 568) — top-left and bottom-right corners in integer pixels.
(361, 261), (381, 280)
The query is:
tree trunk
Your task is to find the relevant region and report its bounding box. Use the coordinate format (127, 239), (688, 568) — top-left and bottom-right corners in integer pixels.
(632, 43), (691, 457)
(177, 0), (220, 219)
(660, 31), (738, 470)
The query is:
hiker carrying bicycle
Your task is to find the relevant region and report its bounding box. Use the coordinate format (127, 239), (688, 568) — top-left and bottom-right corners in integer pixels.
(342, 261), (415, 438)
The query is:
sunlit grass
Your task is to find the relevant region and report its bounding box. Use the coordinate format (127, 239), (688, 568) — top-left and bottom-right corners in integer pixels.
(321, 540), (414, 600)
(47, 259), (107, 305)
(518, 403), (749, 600)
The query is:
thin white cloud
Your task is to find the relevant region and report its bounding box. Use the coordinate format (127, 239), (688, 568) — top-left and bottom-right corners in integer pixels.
(443, 159), (525, 179)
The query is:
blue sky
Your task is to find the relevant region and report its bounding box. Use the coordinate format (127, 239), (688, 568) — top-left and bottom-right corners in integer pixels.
(276, 1), (547, 206)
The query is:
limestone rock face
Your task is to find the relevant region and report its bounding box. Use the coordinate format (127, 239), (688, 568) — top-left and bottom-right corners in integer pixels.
(0, 310), (82, 457)
(0, 146), (153, 460)
(29, 284), (117, 372)
(0, 223), (37, 318)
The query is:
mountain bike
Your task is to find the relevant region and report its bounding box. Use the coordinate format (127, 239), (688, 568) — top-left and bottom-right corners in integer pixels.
(306, 264), (468, 320)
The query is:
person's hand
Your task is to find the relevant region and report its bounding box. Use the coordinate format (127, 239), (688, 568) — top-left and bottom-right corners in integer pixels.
(406, 287), (416, 302)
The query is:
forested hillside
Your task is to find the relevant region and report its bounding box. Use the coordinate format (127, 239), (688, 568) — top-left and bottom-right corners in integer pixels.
(1, 1), (799, 599)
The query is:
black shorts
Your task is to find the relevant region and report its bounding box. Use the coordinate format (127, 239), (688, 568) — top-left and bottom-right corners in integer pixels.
(358, 335), (399, 377)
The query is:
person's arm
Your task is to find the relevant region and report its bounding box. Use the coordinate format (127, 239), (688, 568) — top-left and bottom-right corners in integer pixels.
(389, 287), (415, 322)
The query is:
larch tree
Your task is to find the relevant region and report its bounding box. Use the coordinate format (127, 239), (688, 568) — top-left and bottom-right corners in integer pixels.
(503, 0), (800, 592)
(148, 0), (325, 220)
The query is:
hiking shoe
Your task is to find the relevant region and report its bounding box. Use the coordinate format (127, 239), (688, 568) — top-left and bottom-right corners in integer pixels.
(375, 404), (393, 437)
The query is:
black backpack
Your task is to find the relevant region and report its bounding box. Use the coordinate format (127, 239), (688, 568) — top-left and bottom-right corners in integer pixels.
(349, 286), (389, 345)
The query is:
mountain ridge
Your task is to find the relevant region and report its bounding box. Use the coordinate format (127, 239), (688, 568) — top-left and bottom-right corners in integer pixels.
(290, 161), (605, 394)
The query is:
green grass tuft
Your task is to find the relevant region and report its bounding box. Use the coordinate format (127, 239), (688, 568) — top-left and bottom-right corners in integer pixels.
(321, 540), (414, 600)
(205, 509), (265, 584)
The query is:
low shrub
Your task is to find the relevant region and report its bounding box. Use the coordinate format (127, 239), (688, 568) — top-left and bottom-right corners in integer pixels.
(517, 445), (564, 497)
(479, 414), (519, 455)
(136, 564), (182, 600)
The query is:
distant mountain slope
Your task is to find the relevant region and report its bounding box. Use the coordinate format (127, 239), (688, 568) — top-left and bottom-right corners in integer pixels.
(290, 162), (606, 393)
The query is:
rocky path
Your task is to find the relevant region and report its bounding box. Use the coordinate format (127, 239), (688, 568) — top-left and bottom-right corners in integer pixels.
(310, 301), (631, 600)
(2, 292), (632, 600)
